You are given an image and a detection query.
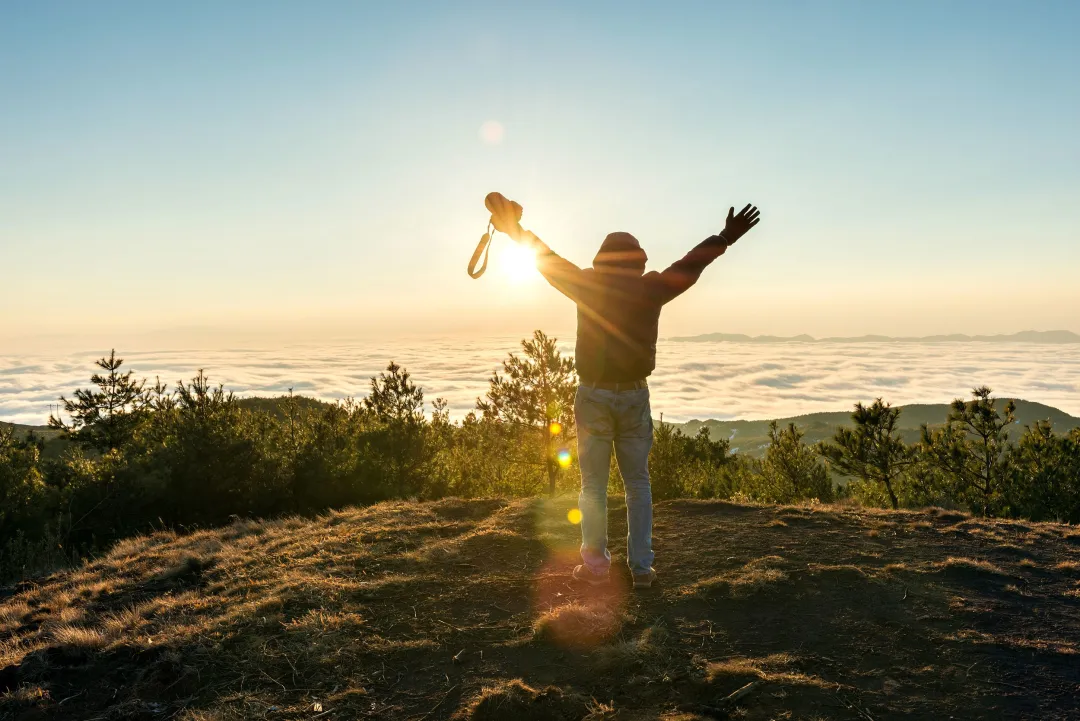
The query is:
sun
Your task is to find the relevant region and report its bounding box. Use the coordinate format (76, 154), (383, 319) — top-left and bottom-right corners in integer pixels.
(500, 242), (537, 283)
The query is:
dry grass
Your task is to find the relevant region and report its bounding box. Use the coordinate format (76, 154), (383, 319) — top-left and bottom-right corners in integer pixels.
(937, 557), (1009, 576)
(706, 653), (832, 690)
(590, 626), (669, 673)
(50, 625), (108, 650)
(101, 605), (151, 636)
(0, 601), (30, 630)
(4, 685), (50, 704)
(927, 508), (969, 522)
(583, 698), (618, 719)
(807, 563), (867, 579)
(453, 679), (584, 721)
(3, 499), (1080, 720)
(689, 555), (789, 598)
(533, 602), (623, 649)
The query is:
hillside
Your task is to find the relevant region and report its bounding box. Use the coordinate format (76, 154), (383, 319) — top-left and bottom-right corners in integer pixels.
(4, 499), (1080, 719)
(675, 399), (1080, 457)
(0, 422), (61, 443)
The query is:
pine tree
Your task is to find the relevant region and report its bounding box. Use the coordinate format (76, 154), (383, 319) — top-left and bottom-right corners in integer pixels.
(760, 421), (833, 503)
(48, 350), (147, 452)
(364, 362), (427, 497)
(921, 387), (1015, 516)
(476, 330), (577, 495)
(818, 399), (913, 509)
(1008, 421), (1080, 522)
(364, 362), (425, 425)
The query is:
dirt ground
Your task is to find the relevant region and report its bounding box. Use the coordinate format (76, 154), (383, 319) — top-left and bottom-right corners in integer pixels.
(3, 497), (1080, 720)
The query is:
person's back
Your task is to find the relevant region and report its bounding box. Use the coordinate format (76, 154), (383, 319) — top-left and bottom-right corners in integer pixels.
(573, 266), (663, 384)
(488, 198), (760, 588)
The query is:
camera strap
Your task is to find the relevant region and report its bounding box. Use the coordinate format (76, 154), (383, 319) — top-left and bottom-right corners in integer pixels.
(467, 221), (494, 279)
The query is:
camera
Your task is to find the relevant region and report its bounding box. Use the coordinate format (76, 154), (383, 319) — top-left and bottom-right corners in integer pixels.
(468, 192), (523, 279)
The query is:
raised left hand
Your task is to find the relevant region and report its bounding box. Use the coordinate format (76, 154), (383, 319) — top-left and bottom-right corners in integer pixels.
(722, 203), (761, 245)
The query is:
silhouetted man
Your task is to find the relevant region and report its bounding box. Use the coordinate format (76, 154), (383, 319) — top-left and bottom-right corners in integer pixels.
(489, 198), (761, 589)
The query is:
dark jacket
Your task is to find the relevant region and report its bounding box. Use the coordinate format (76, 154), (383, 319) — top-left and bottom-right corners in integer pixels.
(528, 230), (731, 383)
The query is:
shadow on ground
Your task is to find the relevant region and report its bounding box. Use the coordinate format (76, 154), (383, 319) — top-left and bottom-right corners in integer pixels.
(3, 498), (1080, 719)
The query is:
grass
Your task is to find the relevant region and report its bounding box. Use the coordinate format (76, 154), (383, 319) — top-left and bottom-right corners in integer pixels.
(687, 555), (789, 598)
(705, 653), (830, 688)
(49, 625), (108, 650)
(3, 497), (1080, 720)
(937, 556), (1009, 576)
(532, 602), (624, 648)
(453, 679), (585, 720)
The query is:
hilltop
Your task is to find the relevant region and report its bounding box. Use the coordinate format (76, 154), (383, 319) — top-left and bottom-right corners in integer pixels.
(674, 398), (1080, 457)
(3, 498), (1080, 720)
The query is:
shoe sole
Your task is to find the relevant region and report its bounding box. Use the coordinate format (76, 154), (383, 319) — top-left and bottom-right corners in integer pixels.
(573, 570), (610, 587)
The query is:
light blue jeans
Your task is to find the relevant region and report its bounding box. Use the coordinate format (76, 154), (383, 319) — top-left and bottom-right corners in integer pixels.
(575, 384), (654, 575)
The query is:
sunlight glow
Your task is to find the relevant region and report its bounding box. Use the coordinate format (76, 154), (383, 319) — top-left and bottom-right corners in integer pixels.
(549, 421), (562, 435)
(567, 508), (582, 524)
(500, 243), (537, 283)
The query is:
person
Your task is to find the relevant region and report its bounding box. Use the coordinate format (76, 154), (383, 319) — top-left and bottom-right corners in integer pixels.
(488, 197), (761, 589)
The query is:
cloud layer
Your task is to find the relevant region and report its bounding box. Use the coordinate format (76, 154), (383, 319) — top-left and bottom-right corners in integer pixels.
(3, 339), (1079, 426)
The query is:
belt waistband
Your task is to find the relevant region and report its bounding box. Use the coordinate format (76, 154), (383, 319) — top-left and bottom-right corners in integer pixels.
(580, 379), (648, 392)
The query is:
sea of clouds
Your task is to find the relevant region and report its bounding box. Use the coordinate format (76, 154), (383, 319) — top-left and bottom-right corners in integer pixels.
(2, 339), (1079, 426)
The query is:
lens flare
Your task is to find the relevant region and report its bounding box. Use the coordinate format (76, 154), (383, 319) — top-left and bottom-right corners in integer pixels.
(567, 508), (582, 524)
(549, 422), (562, 435)
(557, 449), (572, 468)
(479, 120), (505, 144)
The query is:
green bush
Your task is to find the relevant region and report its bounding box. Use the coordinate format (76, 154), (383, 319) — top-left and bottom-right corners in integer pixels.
(0, 426), (46, 539)
(747, 422), (833, 504)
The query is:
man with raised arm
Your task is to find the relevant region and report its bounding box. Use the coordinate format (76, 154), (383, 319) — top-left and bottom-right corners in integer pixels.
(488, 197), (761, 589)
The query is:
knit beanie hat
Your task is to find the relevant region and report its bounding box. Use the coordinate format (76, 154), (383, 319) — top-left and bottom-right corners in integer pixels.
(593, 232), (647, 272)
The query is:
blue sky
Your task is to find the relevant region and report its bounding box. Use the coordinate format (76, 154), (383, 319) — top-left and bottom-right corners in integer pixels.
(3, 1), (1078, 347)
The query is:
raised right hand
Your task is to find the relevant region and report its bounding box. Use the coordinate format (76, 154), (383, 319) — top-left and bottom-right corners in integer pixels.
(486, 192), (524, 240)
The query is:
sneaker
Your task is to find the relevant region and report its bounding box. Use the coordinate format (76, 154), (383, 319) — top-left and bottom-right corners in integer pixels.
(632, 569), (657, 590)
(572, 564), (610, 586)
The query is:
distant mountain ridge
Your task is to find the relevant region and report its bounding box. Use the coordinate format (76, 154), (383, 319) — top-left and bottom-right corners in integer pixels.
(672, 398), (1080, 458)
(668, 330), (1080, 344)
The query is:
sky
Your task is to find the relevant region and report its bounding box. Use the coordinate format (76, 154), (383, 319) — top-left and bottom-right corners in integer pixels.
(3, 1), (1079, 350)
